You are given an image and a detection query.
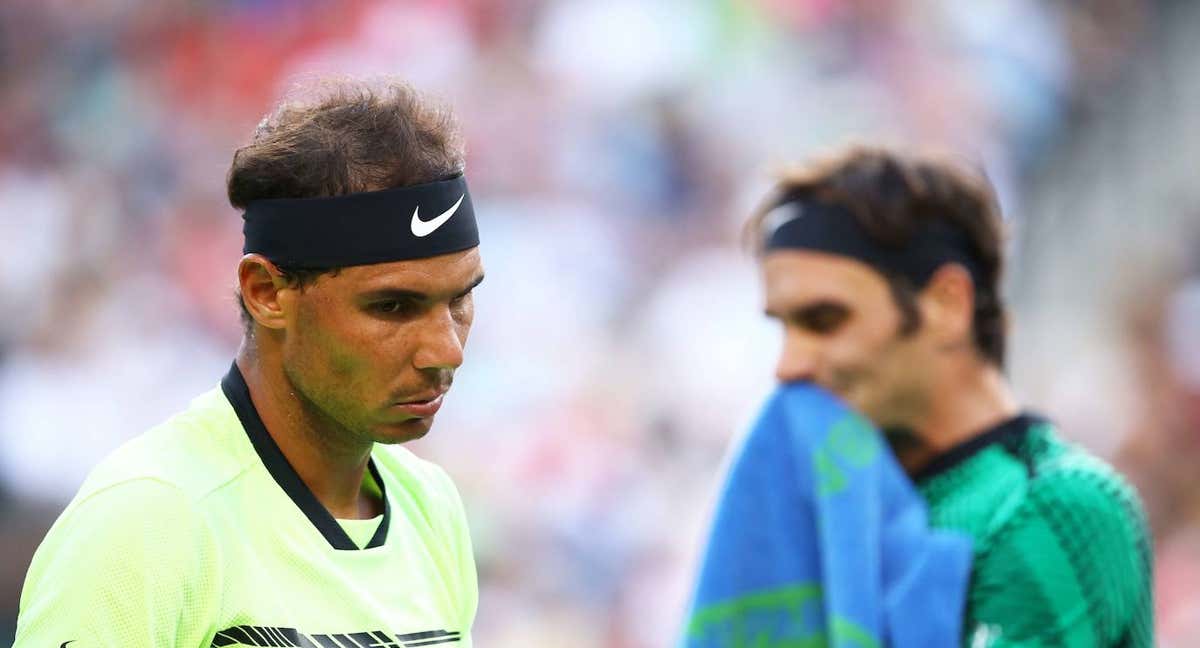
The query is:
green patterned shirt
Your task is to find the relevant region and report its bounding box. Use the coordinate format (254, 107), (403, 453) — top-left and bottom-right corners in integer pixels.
(917, 414), (1153, 647)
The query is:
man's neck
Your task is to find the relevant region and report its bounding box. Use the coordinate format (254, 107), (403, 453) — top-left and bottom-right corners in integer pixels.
(892, 359), (1020, 476)
(236, 342), (381, 520)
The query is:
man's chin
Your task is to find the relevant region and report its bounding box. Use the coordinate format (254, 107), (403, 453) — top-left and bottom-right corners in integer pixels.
(832, 389), (870, 417)
(371, 416), (435, 444)
(831, 387), (884, 426)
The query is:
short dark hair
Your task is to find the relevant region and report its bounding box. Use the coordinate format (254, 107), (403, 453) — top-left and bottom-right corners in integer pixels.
(748, 146), (1008, 367)
(227, 78), (466, 333)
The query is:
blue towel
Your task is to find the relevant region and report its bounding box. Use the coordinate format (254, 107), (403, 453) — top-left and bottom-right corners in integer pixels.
(681, 383), (973, 647)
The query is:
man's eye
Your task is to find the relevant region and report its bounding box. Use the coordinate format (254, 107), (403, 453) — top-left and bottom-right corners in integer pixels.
(372, 300), (411, 315)
(800, 307), (848, 334)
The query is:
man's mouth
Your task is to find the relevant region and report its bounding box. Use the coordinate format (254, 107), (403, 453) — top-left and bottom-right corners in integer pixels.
(391, 392), (445, 418)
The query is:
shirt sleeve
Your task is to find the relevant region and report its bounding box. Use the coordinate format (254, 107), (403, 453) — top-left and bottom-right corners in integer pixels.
(14, 478), (222, 648)
(962, 466), (1154, 647)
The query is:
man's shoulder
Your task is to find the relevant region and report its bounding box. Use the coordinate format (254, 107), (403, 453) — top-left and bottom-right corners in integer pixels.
(965, 424), (1154, 645)
(77, 386), (256, 507)
(1021, 425), (1147, 529)
(927, 418), (1150, 556)
(980, 422), (1152, 568)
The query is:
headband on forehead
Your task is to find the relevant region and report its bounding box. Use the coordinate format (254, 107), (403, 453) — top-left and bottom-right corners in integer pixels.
(762, 198), (984, 288)
(242, 174), (479, 268)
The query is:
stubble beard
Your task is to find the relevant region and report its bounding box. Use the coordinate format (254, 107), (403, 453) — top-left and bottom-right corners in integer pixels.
(283, 360), (376, 453)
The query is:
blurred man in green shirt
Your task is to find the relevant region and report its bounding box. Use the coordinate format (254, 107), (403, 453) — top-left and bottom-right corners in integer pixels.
(750, 146), (1153, 646)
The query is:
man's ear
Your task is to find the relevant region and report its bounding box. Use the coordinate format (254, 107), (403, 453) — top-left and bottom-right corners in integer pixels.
(238, 254), (292, 331)
(920, 263), (974, 347)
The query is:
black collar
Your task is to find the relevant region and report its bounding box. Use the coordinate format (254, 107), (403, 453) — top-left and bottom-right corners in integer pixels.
(220, 362), (391, 550)
(911, 412), (1045, 483)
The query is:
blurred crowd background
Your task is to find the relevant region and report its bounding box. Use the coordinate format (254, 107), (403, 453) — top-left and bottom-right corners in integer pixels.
(1, 0), (1198, 646)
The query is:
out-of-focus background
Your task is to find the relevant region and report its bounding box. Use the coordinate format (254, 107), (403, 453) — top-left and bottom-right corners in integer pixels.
(1, 0), (1197, 645)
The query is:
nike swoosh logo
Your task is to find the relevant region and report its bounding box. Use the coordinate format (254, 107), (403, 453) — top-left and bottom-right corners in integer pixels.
(762, 203), (804, 238)
(410, 193), (466, 238)
(60, 642), (75, 648)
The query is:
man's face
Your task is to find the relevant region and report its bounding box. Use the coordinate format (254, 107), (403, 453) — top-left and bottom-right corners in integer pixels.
(278, 248), (484, 445)
(762, 249), (935, 428)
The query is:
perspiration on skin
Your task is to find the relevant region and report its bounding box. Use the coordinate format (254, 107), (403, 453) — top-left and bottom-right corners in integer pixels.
(260, 249), (485, 445)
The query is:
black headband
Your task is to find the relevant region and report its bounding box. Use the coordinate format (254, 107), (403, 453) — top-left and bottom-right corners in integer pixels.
(242, 174), (479, 268)
(762, 198), (984, 288)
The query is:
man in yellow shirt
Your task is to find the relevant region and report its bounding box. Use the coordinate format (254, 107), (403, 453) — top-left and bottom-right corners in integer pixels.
(17, 78), (483, 647)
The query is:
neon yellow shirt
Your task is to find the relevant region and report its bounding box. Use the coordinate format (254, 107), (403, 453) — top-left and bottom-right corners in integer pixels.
(15, 365), (477, 648)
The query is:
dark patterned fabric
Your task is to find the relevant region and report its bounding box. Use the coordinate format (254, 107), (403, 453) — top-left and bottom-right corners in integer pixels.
(918, 419), (1154, 647)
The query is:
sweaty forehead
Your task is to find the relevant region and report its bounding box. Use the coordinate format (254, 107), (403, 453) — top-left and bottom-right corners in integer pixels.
(335, 247), (483, 293)
(762, 249), (891, 312)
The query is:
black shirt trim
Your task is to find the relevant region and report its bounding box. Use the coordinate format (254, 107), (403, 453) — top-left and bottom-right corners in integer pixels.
(910, 412), (1046, 484)
(220, 362), (391, 550)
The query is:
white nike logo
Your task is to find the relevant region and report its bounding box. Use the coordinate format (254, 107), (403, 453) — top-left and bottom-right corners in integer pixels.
(762, 203), (804, 238)
(410, 194), (466, 237)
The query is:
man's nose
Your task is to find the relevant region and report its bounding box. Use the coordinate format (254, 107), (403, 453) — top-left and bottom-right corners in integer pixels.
(413, 307), (465, 371)
(775, 330), (819, 383)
